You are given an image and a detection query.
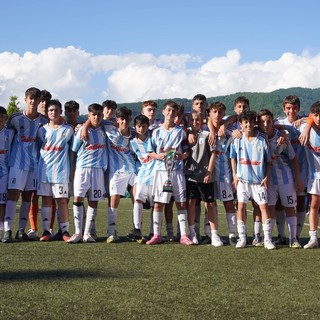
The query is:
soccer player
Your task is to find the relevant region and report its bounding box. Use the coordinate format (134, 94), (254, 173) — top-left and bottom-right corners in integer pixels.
(37, 99), (74, 242)
(3, 87), (48, 243)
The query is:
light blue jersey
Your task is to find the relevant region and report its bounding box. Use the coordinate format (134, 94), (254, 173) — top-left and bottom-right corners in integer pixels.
(37, 123), (74, 183)
(0, 128), (14, 178)
(230, 131), (271, 184)
(7, 111), (48, 172)
(72, 126), (108, 170)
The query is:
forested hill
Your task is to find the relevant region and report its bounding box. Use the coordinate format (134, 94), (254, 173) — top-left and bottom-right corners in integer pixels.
(79, 87), (320, 121)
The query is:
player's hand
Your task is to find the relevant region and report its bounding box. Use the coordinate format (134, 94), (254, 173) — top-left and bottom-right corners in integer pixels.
(208, 132), (216, 146)
(203, 172), (212, 184)
(299, 131), (310, 146)
(188, 133), (196, 145)
(232, 130), (242, 139)
(260, 176), (269, 189)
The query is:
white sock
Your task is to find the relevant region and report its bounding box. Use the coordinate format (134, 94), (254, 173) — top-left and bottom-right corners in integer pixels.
(189, 224), (196, 238)
(254, 221), (261, 237)
(108, 207), (118, 236)
(84, 206), (97, 235)
(133, 202), (143, 230)
(41, 207), (52, 231)
(262, 218), (274, 241)
(177, 209), (188, 236)
(275, 209), (286, 237)
(237, 220), (246, 239)
(4, 200), (17, 231)
(226, 212), (236, 234)
(153, 211), (162, 236)
(286, 216), (297, 241)
(19, 201), (31, 230)
(60, 221), (69, 233)
(296, 211), (306, 238)
(73, 204), (84, 235)
(309, 230), (317, 240)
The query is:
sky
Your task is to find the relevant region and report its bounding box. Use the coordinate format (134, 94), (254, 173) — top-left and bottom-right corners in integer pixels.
(1, 0), (320, 114)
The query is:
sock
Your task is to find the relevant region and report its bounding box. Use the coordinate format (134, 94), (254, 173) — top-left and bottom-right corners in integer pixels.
(153, 211), (162, 236)
(73, 204), (84, 235)
(19, 201), (31, 229)
(254, 221), (261, 238)
(286, 216), (297, 241)
(133, 202), (143, 229)
(108, 207), (118, 236)
(166, 222), (173, 234)
(237, 220), (246, 239)
(275, 209), (286, 237)
(60, 221), (69, 233)
(262, 218), (274, 241)
(226, 212), (236, 235)
(41, 207), (52, 231)
(296, 211), (306, 238)
(211, 229), (219, 239)
(29, 203), (38, 230)
(189, 224), (196, 239)
(177, 209), (188, 236)
(309, 230), (317, 240)
(195, 206), (201, 236)
(84, 206), (97, 235)
(0, 221), (4, 231)
(4, 200), (17, 231)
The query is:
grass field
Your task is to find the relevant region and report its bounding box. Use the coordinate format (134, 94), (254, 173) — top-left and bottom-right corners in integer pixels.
(1, 199), (320, 320)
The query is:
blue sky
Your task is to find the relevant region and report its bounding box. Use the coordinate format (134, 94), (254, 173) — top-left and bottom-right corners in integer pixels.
(1, 0), (320, 113)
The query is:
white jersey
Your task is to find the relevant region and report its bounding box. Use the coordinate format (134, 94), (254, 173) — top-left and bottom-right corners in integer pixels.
(130, 132), (155, 186)
(302, 123), (320, 180)
(7, 111), (48, 172)
(0, 128), (14, 178)
(148, 124), (188, 172)
(230, 131), (271, 184)
(104, 124), (136, 174)
(72, 126), (108, 170)
(37, 123), (74, 183)
(268, 129), (296, 185)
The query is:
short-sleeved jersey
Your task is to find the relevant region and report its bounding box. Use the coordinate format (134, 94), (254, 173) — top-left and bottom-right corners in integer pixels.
(6, 111), (48, 172)
(268, 129), (296, 185)
(37, 123), (74, 183)
(0, 128), (14, 178)
(72, 126), (108, 170)
(184, 130), (214, 182)
(104, 124), (136, 174)
(230, 131), (271, 184)
(130, 131), (155, 186)
(302, 123), (320, 180)
(148, 124), (188, 171)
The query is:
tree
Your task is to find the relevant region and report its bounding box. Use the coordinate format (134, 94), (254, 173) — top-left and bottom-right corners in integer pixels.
(7, 96), (20, 118)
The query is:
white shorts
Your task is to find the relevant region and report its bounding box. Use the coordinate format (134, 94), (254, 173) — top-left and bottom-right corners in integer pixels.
(214, 181), (234, 202)
(152, 171), (186, 204)
(38, 182), (69, 199)
(0, 174), (8, 204)
(307, 178), (320, 196)
(135, 183), (154, 206)
(74, 167), (106, 201)
(236, 180), (268, 205)
(8, 167), (37, 191)
(109, 172), (136, 196)
(268, 182), (297, 207)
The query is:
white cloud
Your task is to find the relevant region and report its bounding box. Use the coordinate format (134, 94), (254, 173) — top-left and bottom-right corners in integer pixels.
(0, 46), (320, 114)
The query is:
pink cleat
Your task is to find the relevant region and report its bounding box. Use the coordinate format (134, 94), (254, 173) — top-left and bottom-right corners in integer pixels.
(146, 235), (162, 245)
(180, 235), (193, 245)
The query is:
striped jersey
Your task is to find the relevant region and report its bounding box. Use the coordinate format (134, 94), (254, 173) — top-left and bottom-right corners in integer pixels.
(268, 129), (296, 185)
(72, 126), (108, 170)
(130, 131), (155, 186)
(214, 134), (233, 183)
(230, 131), (271, 184)
(0, 128), (14, 177)
(148, 124), (188, 171)
(6, 111), (48, 172)
(37, 123), (74, 183)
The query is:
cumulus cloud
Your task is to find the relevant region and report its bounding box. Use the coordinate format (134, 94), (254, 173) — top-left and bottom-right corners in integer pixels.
(0, 46), (320, 114)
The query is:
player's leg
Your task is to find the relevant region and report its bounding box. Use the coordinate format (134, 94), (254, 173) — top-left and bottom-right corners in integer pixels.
(304, 194), (320, 249)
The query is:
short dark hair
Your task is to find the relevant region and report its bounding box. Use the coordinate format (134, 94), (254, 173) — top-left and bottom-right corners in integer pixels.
(310, 101), (320, 114)
(258, 109), (274, 122)
(40, 90), (52, 102)
(238, 110), (257, 123)
(116, 106), (132, 119)
(283, 95), (300, 110)
(46, 99), (62, 112)
(25, 87), (41, 99)
(207, 101), (226, 113)
(88, 103), (103, 113)
(142, 100), (157, 109)
(0, 106), (7, 115)
(64, 100), (80, 110)
(192, 94), (207, 102)
(134, 115), (149, 126)
(163, 100), (178, 111)
(234, 96), (250, 107)
(102, 100), (117, 110)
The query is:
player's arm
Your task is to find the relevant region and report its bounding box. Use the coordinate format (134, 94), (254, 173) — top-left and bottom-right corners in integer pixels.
(203, 151), (216, 184)
(80, 120), (91, 140)
(230, 157), (238, 189)
(260, 162), (270, 189)
(299, 114), (313, 146)
(290, 155), (304, 193)
(206, 117), (217, 146)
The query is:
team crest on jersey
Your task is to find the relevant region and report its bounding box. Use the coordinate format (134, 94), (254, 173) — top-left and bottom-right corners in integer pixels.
(257, 147), (262, 152)
(11, 178), (16, 184)
(199, 138), (204, 144)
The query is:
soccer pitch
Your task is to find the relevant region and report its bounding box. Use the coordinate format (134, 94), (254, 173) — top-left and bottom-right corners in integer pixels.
(1, 198), (320, 320)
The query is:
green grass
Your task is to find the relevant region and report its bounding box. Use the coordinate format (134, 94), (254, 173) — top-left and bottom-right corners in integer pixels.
(1, 199), (320, 320)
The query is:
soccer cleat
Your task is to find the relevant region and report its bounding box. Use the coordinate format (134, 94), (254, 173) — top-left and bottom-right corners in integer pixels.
(106, 234), (120, 244)
(83, 233), (96, 243)
(40, 230), (52, 241)
(67, 234), (82, 243)
(166, 230), (175, 242)
(201, 235), (212, 244)
(252, 236), (263, 247)
(146, 235), (162, 245)
(62, 231), (71, 242)
(229, 236), (237, 246)
(303, 238), (319, 249)
(180, 235), (193, 245)
(211, 234), (224, 247)
(235, 237), (246, 248)
(290, 239), (301, 249)
(191, 234), (199, 245)
(15, 228), (30, 241)
(2, 230), (13, 243)
(51, 229), (63, 241)
(274, 235), (287, 246)
(264, 239), (276, 250)
(27, 229), (39, 240)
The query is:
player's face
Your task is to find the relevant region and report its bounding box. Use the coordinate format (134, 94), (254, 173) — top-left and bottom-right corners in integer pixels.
(135, 123), (148, 135)
(174, 113), (184, 125)
(47, 105), (62, 120)
(88, 111), (103, 128)
(209, 108), (225, 124)
(65, 108), (79, 125)
(142, 106), (156, 121)
(240, 119), (255, 135)
(192, 99), (206, 114)
(311, 113), (320, 127)
(38, 100), (47, 116)
(103, 107), (115, 120)
(0, 113), (7, 127)
(189, 116), (202, 132)
(116, 116), (131, 130)
(258, 115), (273, 135)
(162, 106), (177, 123)
(25, 95), (40, 112)
(234, 102), (249, 115)
(283, 103), (299, 123)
